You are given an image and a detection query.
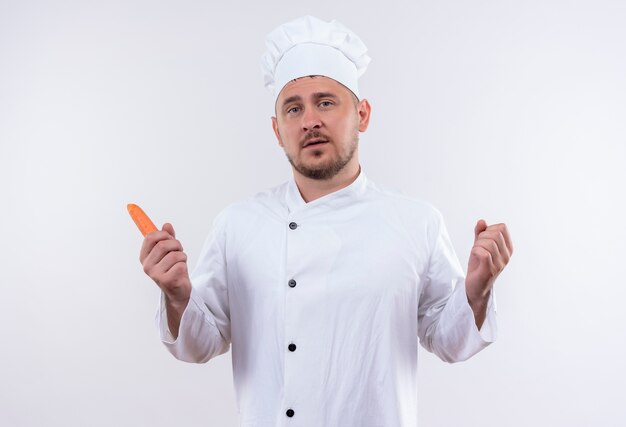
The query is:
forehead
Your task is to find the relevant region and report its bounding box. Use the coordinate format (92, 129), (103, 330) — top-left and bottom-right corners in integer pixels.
(276, 75), (350, 103)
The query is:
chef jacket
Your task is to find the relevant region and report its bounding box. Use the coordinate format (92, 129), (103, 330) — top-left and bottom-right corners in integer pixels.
(158, 169), (496, 427)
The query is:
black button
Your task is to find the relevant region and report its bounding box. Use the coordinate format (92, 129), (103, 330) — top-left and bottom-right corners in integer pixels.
(289, 222), (298, 230)
(286, 409), (295, 417)
(288, 279), (296, 288)
(288, 343), (296, 352)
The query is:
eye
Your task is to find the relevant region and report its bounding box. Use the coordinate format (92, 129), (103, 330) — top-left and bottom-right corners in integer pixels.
(319, 101), (333, 108)
(286, 106), (301, 114)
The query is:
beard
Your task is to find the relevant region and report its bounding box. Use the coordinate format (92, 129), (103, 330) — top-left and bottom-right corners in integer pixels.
(284, 129), (359, 181)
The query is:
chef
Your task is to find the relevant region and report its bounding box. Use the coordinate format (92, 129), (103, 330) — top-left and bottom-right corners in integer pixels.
(138, 15), (513, 427)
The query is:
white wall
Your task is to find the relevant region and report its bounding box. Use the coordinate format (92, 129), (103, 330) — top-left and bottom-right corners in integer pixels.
(1, 0), (625, 425)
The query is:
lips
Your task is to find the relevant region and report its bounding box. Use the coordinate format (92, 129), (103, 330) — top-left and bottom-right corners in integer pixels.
(303, 138), (329, 148)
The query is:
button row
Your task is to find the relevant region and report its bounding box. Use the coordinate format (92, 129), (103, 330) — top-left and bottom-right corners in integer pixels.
(286, 221), (298, 419)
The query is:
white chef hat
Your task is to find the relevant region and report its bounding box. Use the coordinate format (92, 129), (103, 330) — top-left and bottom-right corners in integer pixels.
(261, 15), (371, 103)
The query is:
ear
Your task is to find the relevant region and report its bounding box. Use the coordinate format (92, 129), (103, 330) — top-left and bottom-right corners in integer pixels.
(357, 99), (372, 132)
(271, 116), (283, 147)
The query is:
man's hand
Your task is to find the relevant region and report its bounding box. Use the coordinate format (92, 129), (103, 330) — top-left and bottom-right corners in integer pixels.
(140, 223), (191, 338)
(466, 220), (513, 329)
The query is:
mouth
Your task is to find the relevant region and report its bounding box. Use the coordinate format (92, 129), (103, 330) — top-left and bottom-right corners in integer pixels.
(303, 138), (329, 148)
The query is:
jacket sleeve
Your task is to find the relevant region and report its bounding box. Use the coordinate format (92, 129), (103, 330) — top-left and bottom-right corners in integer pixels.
(156, 210), (231, 363)
(417, 210), (497, 363)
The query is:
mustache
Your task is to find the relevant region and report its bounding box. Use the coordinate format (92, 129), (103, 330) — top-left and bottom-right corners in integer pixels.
(301, 130), (331, 147)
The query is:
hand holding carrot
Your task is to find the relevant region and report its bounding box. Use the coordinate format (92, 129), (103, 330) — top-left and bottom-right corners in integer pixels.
(129, 204), (190, 338)
(139, 223), (192, 304)
(140, 223), (191, 338)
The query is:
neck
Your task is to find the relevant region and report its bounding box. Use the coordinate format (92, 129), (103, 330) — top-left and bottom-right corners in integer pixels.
(293, 161), (361, 203)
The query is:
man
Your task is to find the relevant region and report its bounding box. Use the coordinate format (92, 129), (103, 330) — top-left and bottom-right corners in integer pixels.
(139, 16), (512, 426)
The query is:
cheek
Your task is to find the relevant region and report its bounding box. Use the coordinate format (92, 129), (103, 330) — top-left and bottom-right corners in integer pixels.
(334, 119), (358, 139)
(281, 126), (301, 146)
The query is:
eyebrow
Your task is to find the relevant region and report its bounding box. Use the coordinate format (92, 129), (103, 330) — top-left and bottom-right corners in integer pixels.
(281, 92), (339, 109)
(281, 95), (302, 107)
(312, 92), (338, 100)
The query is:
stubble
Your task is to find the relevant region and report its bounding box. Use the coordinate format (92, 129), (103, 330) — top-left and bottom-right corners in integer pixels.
(285, 127), (359, 181)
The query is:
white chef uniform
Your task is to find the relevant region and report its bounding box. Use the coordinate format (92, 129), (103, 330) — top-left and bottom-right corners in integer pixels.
(158, 169), (496, 426)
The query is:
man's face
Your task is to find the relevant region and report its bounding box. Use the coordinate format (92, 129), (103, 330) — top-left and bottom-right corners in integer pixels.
(272, 76), (371, 181)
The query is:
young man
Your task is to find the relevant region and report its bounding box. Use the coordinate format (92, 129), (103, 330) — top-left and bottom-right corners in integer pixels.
(139, 16), (512, 426)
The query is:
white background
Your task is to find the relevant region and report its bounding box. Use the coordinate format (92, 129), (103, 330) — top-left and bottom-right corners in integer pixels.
(1, 0), (625, 426)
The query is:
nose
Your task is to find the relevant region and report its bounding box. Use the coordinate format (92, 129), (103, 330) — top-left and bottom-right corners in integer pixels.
(301, 107), (322, 131)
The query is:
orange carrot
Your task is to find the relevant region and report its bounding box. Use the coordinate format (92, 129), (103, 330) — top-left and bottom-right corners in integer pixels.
(127, 203), (158, 237)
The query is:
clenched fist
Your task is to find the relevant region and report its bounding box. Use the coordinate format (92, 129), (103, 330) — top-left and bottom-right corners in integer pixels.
(466, 220), (513, 329)
(140, 223), (191, 338)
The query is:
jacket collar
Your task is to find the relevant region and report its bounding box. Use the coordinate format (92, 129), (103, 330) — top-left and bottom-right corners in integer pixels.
(286, 167), (368, 216)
